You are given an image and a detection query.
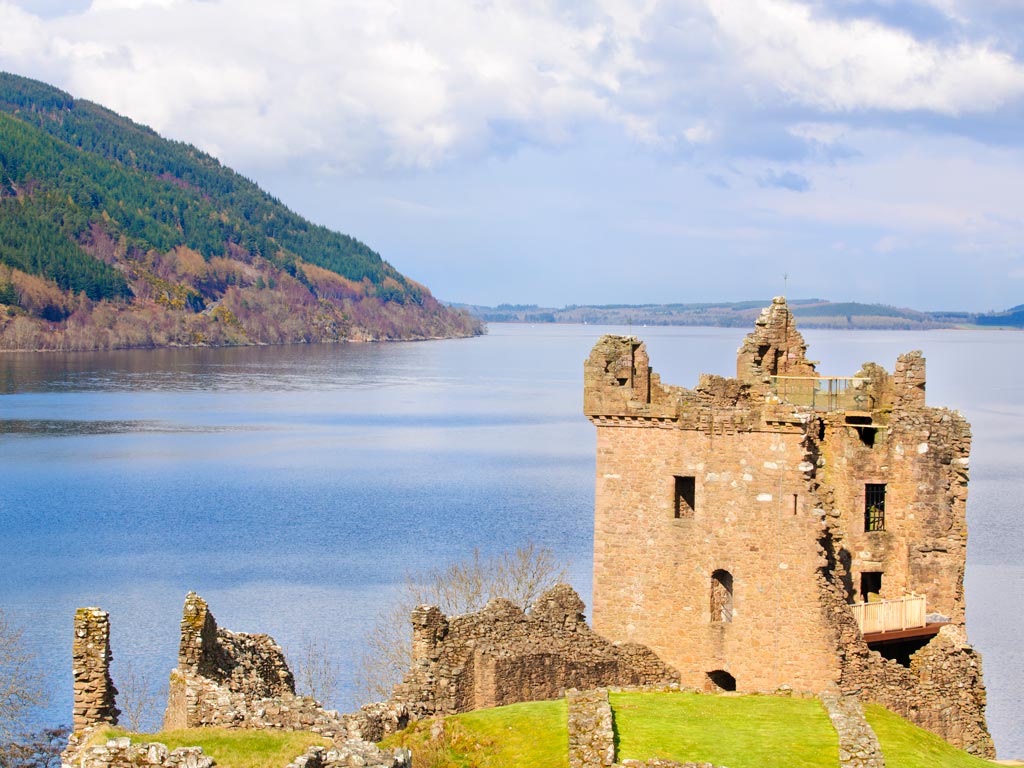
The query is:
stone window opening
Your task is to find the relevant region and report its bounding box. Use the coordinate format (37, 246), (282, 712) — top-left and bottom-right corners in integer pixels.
(861, 571), (882, 602)
(674, 475), (696, 519)
(707, 670), (736, 692)
(865, 483), (886, 531)
(847, 415), (878, 448)
(710, 569), (733, 623)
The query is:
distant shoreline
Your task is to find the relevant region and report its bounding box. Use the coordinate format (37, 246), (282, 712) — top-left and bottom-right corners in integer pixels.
(459, 298), (1024, 331)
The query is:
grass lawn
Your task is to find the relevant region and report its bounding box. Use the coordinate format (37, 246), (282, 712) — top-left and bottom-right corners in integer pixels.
(98, 728), (332, 768)
(611, 691), (839, 768)
(382, 698), (568, 768)
(863, 704), (995, 768)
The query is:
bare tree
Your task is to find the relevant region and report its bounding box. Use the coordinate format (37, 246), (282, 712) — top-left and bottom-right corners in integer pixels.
(295, 635), (340, 709)
(0, 727), (69, 768)
(356, 542), (567, 702)
(115, 660), (165, 734)
(0, 609), (44, 743)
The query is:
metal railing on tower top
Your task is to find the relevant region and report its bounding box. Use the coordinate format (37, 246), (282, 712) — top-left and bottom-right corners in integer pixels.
(769, 375), (872, 412)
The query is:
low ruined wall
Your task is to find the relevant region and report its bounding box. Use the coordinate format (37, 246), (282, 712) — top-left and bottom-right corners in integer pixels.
(69, 736), (409, 768)
(830, 600), (992, 756)
(819, 691), (884, 768)
(392, 584), (679, 718)
(74, 737), (214, 768)
(567, 689), (615, 768)
(846, 625), (992, 757)
(284, 742), (411, 768)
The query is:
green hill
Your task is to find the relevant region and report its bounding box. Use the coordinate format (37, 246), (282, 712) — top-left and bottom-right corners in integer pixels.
(0, 72), (480, 350)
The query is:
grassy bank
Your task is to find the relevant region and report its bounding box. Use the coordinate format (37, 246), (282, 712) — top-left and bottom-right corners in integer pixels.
(97, 693), (997, 768)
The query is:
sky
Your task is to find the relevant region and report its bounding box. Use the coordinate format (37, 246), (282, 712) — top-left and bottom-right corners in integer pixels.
(1, 0), (1024, 311)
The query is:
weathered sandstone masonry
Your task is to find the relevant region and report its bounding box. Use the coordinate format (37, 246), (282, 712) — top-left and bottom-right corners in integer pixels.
(584, 297), (992, 756)
(73, 608), (119, 732)
(390, 584), (679, 718)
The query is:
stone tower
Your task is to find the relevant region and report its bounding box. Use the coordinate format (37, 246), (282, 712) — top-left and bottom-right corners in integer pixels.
(584, 298), (992, 756)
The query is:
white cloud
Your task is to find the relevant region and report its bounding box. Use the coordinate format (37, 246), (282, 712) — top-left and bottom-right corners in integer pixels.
(0, 0), (1022, 175)
(707, 0), (1024, 114)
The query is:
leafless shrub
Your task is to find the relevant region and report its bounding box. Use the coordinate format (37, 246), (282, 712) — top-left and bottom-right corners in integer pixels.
(115, 660), (166, 734)
(295, 635), (340, 709)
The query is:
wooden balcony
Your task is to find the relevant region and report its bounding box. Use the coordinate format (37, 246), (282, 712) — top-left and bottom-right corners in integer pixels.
(851, 594), (926, 635)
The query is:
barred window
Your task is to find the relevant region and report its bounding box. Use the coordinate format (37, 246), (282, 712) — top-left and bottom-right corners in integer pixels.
(865, 483), (886, 532)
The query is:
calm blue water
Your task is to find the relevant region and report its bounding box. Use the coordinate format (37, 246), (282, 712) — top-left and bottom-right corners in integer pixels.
(0, 324), (1021, 756)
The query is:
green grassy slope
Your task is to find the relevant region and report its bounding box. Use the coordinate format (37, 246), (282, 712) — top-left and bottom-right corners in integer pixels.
(611, 691), (838, 768)
(383, 692), (998, 768)
(864, 704), (994, 768)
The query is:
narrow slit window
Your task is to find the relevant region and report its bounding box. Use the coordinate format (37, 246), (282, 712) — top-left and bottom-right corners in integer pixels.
(865, 483), (886, 531)
(710, 569), (733, 623)
(674, 475), (696, 519)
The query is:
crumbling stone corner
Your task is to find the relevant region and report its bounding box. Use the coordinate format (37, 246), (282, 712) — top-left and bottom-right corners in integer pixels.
(73, 607), (119, 732)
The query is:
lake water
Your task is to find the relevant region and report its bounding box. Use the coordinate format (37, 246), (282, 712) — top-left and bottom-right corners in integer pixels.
(0, 324), (1021, 757)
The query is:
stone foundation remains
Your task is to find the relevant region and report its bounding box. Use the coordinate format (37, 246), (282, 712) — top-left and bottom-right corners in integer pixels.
(76, 738), (214, 768)
(390, 584), (679, 718)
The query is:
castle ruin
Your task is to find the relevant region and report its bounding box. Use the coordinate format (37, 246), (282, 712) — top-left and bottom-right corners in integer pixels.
(584, 297), (992, 756)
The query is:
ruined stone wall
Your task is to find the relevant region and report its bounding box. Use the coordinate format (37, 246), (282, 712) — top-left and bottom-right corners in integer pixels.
(391, 584), (679, 718)
(73, 608), (119, 732)
(71, 735), (410, 768)
(283, 741), (411, 768)
(836, 624), (992, 757)
(736, 296), (817, 385)
(163, 592), (344, 736)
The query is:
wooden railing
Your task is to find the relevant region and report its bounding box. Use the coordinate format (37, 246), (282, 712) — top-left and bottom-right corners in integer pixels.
(851, 594), (926, 635)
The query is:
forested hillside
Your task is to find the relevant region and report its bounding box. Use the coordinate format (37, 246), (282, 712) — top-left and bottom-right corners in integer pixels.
(0, 73), (480, 350)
